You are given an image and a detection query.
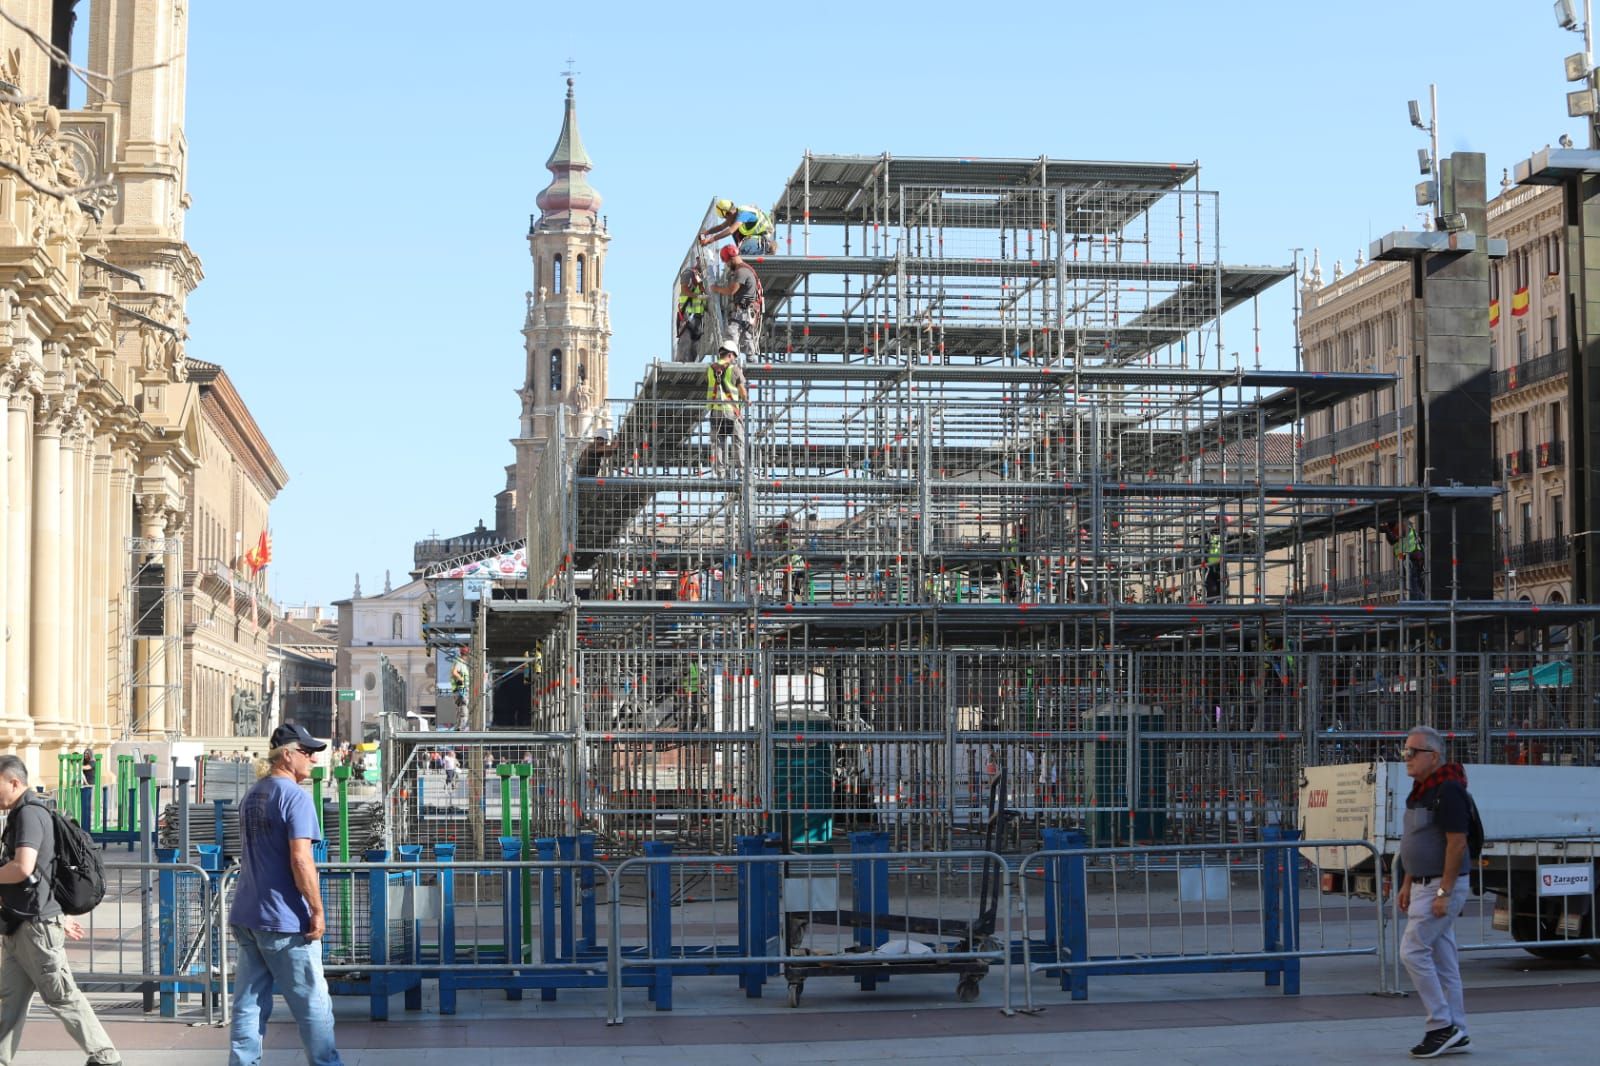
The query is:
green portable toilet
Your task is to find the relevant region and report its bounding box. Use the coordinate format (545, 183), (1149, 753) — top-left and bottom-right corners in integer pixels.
(771, 670), (834, 849)
(1083, 703), (1168, 845)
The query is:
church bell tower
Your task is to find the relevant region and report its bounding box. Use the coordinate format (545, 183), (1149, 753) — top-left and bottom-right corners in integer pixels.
(500, 78), (611, 539)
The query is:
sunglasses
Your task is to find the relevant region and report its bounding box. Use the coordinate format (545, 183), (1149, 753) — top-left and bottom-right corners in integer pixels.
(1401, 746), (1437, 759)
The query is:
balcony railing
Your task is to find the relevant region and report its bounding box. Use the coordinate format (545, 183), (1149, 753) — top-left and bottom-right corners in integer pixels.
(1289, 568), (1402, 603)
(1504, 448), (1532, 478)
(1497, 536), (1569, 571)
(195, 555), (278, 620)
(1492, 347), (1567, 396)
(1536, 439), (1565, 468)
(1302, 405), (1414, 462)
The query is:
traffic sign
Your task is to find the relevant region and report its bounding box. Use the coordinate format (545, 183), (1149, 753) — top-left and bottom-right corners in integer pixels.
(337, 689), (356, 702)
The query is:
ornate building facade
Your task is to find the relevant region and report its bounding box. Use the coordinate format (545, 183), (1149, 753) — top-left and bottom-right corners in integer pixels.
(1, 2), (283, 781)
(183, 359), (287, 737)
(496, 79), (611, 540)
(334, 574), (433, 742)
(1298, 179), (1572, 607)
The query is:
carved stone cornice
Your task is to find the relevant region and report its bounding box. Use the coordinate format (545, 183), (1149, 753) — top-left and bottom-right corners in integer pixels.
(61, 403), (92, 447)
(33, 389), (78, 434)
(1, 352), (42, 402)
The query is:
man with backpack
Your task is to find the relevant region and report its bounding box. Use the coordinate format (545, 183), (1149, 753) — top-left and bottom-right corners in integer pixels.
(1396, 725), (1475, 1058)
(0, 754), (121, 1065)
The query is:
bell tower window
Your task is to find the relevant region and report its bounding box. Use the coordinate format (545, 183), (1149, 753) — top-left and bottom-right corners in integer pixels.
(553, 255), (563, 294)
(550, 349), (564, 393)
(576, 255), (585, 293)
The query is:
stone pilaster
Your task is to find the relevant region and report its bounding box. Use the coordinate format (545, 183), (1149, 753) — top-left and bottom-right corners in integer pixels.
(55, 407), (84, 735)
(89, 447), (113, 739)
(28, 392), (68, 728)
(2, 367), (35, 735)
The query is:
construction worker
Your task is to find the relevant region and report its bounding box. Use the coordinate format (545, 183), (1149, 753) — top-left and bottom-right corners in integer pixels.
(1401, 517), (1425, 600)
(1204, 521), (1224, 601)
(706, 340), (748, 476)
(774, 520), (809, 603)
(449, 654), (470, 707)
(675, 264), (707, 363)
(709, 244), (763, 357)
(699, 198), (776, 256)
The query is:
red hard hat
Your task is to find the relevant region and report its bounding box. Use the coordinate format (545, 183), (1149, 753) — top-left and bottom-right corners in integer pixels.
(720, 244), (739, 263)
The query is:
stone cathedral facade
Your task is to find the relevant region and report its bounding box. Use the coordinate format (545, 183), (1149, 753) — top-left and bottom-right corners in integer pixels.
(1, 1), (283, 781)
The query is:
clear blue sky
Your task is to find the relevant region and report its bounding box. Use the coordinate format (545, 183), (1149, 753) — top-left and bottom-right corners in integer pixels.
(178, 1), (1589, 607)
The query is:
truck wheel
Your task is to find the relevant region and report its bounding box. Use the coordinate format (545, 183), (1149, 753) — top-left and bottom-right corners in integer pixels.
(1511, 912), (1589, 961)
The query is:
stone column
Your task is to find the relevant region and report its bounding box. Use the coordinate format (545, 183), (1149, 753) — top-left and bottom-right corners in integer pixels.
(56, 411), (84, 733)
(89, 448), (113, 739)
(107, 462), (134, 735)
(0, 362), (13, 729)
(3, 369), (35, 734)
(29, 394), (66, 727)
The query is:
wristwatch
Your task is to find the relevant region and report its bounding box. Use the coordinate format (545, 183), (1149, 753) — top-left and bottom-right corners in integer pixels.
(1434, 887), (1447, 898)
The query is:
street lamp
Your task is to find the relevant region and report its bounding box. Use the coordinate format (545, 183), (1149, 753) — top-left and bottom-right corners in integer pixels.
(1555, 0), (1598, 147)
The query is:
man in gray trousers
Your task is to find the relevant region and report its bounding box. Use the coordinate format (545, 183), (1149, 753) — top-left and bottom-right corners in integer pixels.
(1396, 725), (1472, 1058)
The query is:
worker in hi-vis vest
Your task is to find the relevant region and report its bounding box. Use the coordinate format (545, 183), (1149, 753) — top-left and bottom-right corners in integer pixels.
(698, 198), (776, 256)
(1399, 517), (1424, 600)
(705, 340), (748, 476)
(1204, 521), (1225, 601)
(675, 264), (707, 363)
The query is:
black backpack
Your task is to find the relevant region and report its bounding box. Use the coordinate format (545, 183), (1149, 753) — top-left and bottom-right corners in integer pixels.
(30, 796), (106, 915)
(1428, 785), (1486, 892)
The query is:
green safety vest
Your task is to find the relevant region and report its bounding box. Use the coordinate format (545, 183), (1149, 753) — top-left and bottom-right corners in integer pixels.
(679, 288), (706, 315)
(736, 206), (772, 238)
(1399, 527), (1420, 556)
(1206, 534), (1222, 565)
(707, 361), (742, 417)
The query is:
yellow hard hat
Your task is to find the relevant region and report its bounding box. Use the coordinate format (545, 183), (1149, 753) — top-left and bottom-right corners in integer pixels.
(714, 198), (734, 215)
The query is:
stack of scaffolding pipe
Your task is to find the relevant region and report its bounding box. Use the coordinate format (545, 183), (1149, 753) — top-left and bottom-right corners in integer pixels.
(159, 799), (385, 858)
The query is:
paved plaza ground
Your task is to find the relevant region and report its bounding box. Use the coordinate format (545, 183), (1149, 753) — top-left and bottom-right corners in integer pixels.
(9, 943), (1599, 1064)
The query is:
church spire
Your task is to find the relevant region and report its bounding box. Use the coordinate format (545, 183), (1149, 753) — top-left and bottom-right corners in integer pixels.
(535, 78), (601, 226)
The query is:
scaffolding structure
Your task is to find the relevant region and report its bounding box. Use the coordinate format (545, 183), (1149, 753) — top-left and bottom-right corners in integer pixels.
(422, 153), (1600, 859)
(124, 535), (184, 738)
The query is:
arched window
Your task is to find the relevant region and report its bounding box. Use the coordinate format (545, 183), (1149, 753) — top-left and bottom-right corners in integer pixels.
(391, 613), (403, 639)
(553, 254), (563, 294)
(550, 349), (564, 393)
(575, 255), (585, 293)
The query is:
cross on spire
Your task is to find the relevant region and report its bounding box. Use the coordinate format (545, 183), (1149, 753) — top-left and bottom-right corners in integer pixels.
(561, 58), (580, 83)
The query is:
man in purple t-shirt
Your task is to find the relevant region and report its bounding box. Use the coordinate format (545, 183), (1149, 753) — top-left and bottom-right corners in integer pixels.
(228, 723), (341, 1066)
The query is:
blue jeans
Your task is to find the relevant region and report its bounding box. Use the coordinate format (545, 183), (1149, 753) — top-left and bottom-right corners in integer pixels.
(229, 926), (342, 1066)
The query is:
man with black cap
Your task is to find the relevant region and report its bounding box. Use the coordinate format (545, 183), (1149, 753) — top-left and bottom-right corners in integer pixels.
(228, 723), (342, 1066)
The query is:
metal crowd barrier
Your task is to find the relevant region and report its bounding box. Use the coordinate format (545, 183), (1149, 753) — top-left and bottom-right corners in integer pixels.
(1017, 832), (1386, 1006)
(71, 859), (222, 1024)
(608, 837), (1014, 1021)
(1382, 834), (1600, 989)
(81, 833), (1600, 1025)
(215, 840), (619, 1022)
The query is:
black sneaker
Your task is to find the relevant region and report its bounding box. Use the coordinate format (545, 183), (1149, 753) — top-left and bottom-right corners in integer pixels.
(1446, 1033), (1470, 1054)
(1411, 1026), (1466, 1058)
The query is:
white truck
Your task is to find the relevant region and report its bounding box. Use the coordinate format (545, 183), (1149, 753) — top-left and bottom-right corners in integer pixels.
(1299, 762), (1600, 960)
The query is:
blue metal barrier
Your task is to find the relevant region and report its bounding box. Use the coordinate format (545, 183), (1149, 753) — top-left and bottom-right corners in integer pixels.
(1019, 835), (1367, 1005)
(320, 848), (425, 1020)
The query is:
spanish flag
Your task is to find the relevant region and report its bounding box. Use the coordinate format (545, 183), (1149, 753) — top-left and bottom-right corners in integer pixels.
(1511, 286), (1530, 317)
(244, 530), (272, 574)
(1489, 299), (1500, 327)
